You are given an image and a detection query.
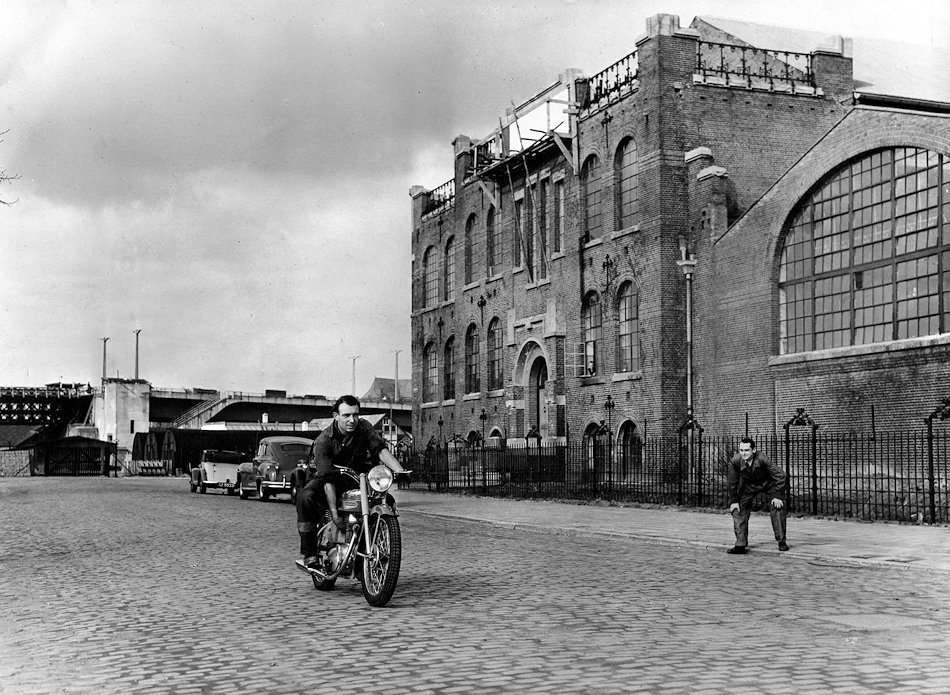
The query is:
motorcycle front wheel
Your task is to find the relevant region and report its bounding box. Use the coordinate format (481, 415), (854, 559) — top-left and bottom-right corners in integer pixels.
(360, 514), (401, 607)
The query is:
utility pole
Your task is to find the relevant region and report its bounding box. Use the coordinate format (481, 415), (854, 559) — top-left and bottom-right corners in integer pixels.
(133, 329), (142, 380)
(349, 355), (360, 395)
(393, 349), (402, 403)
(101, 337), (109, 381)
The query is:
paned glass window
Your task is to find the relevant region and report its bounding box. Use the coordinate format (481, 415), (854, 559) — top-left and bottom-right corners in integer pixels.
(422, 246), (438, 308)
(553, 180), (564, 254)
(465, 324), (480, 393)
(486, 207), (500, 276)
(443, 237), (455, 302)
(423, 342), (437, 402)
(464, 214), (475, 284)
(617, 282), (640, 372)
(581, 155), (602, 241)
(537, 180), (549, 279)
(487, 318), (503, 390)
(778, 147), (949, 353)
(616, 138), (639, 230)
(583, 291), (602, 375)
(443, 337), (456, 400)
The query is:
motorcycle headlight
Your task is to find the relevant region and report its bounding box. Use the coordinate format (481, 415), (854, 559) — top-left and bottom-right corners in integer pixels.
(368, 465), (393, 493)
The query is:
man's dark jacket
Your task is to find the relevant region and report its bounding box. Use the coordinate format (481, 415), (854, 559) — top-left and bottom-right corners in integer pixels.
(726, 451), (786, 504)
(309, 418), (387, 485)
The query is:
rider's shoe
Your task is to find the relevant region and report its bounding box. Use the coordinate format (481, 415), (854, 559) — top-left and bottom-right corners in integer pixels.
(296, 556), (321, 573)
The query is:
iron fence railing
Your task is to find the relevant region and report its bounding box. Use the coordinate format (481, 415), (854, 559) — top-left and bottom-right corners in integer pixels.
(421, 178), (455, 218)
(696, 40), (815, 90)
(587, 49), (639, 105)
(407, 430), (950, 524)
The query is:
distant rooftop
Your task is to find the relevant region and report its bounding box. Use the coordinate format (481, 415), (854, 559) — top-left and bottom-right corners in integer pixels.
(695, 15), (950, 106)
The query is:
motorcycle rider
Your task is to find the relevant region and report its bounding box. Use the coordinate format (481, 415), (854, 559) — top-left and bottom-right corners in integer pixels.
(296, 394), (407, 570)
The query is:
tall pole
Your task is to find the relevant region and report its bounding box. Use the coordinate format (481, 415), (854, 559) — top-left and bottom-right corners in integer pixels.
(133, 329), (142, 380)
(676, 238), (698, 471)
(349, 355), (360, 395)
(101, 337), (110, 381)
(393, 349), (402, 403)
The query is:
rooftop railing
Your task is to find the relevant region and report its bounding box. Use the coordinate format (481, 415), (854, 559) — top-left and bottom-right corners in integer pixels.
(696, 40), (815, 91)
(588, 49), (639, 105)
(422, 178), (455, 218)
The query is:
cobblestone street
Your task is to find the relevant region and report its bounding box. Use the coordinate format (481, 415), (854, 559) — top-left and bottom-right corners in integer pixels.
(1, 477), (948, 694)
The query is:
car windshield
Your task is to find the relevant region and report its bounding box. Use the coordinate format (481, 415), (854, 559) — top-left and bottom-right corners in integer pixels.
(205, 451), (242, 464)
(272, 443), (310, 465)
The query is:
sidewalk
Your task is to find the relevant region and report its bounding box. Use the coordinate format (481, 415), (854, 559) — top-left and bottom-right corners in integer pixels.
(395, 489), (950, 573)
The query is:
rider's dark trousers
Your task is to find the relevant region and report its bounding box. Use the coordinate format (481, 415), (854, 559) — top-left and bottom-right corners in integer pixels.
(296, 478), (326, 558)
(731, 484), (787, 548)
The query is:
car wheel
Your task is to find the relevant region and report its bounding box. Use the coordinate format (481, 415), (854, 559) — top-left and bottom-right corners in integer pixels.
(290, 480), (298, 506)
(189, 480), (197, 493)
(238, 476), (249, 500)
(259, 485), (269, 502)
(199, 480), (207, 494)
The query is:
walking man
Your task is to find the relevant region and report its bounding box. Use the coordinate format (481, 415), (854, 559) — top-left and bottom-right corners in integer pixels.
(726, 437), (789, 554)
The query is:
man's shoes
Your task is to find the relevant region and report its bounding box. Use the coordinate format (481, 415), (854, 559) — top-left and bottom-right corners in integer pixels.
(778, 541), (790, 551)
(727, 546), (748, 555)
(296, 556), (321, 572)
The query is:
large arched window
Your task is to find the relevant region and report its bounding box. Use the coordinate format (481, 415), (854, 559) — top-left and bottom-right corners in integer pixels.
(618, 420), (643, 477)
(487, 317), (503, 390)
(615, 138), (639, 230)
(422, 342), (437, 402)
(464, 214), (476, 285)
(583, 291), (602, 375)
(465, 323), (480, 393)
(443, 336), (456, 400)
(486, 206), (500, 276)
(617, 281), (640, 372)
(581, 154), (603, 241)
(422, 246), (438, 308)
(779, 147), (950, 354)
(443, 237), (455, 302)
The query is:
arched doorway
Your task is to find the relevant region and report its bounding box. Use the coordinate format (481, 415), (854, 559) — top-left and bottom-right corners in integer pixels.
(527, 358), (550, 437)
(618, 420), (642, 479)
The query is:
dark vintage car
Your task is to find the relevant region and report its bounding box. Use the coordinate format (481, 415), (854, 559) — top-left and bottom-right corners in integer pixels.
(237, 436), (313, 502)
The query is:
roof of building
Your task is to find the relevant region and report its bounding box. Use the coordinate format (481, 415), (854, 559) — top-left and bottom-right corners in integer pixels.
(694, 15), (950, 105)
(361, 377), (412, 404)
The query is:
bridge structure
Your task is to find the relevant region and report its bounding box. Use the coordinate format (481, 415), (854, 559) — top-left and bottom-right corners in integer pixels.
(0, 385), (94, 425)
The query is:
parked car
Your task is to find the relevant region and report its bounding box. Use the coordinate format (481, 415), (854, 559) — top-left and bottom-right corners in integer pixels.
(190, 449), (244, 495)
(237, 436), (313, 502)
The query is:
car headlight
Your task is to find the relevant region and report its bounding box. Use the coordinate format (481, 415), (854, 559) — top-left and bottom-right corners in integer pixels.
(368, 465), (393, 493)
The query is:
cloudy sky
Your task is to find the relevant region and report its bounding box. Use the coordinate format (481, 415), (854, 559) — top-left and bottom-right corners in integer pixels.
(1, 0), (947, 397)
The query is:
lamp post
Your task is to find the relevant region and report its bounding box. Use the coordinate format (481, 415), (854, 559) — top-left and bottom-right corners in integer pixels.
(437, 415), (444, 446)
(393, 349), (402, 403)
(101, 337), (109, 381)
(676, 237), (698, 475)
(349, 355), (361, 395)
(133, 329), (142, 380)
(479, 408), (488, 492)
(604, 394), (616, 494)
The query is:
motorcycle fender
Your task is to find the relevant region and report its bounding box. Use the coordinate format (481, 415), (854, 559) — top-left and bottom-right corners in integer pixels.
(370, 503), (396, 517)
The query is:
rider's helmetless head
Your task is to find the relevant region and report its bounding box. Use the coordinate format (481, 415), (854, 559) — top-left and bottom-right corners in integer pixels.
(334, 394), (361, 434)
(738, 436), (756, 462)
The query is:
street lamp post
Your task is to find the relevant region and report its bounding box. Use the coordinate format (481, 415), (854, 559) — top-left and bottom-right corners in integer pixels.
(101, 337), (109, 381)
(677, 237), (698, 474)
(437, 415), (444, 446)
(349, 355), (361, 395)
(393, 349), (402, 403)
(479, 408), (488, 492)
(133, 329), (142, 380)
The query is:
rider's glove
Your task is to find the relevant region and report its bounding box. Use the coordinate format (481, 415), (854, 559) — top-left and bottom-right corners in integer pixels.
(729, 502), (740, 513)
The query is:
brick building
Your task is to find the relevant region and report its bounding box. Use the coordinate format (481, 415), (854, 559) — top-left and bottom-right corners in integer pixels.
(409, 13), (950, 450)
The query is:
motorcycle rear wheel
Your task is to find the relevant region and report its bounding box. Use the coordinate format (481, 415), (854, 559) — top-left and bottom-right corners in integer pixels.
(360, 514), (401, 607)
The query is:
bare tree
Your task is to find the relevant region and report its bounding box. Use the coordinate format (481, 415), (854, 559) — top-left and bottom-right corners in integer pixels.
(1, 129), (19, 206)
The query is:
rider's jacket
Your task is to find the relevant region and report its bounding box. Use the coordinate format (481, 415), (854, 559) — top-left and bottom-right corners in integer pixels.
(309, 419), (387, 485)
(726, 451), (786, 504)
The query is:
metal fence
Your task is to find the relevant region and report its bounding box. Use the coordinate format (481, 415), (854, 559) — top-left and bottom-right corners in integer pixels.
(407, 429), (950, 524)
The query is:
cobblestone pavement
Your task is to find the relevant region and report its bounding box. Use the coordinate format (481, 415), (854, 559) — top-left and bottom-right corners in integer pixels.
(1, 477), (948, 694)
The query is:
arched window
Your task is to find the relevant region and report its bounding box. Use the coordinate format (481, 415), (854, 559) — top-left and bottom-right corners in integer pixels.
(617, 281), (640, 372)
(422, 246), (438, 308)
(443, 237), (455, 302)
(779, 147), (950, 354)
(465, 323), (480, 393)
(443, 337), (456, 401)
(422, 342), (437, 402)
(582, 291), (602, 375)
(581, 155), (602, 241)
(464, 214), (476, 285)
(615, 138), (639, 230)
(486, 206), (500, 276)
(487, 318), (503, 390)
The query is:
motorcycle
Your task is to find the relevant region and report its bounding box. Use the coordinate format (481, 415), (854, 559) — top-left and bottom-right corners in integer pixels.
(295, 463), (407, 607)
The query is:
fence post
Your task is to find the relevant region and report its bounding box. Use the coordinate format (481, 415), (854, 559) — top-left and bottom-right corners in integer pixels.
(924, 398), (950, 524)
(783, 408), (819, 515)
